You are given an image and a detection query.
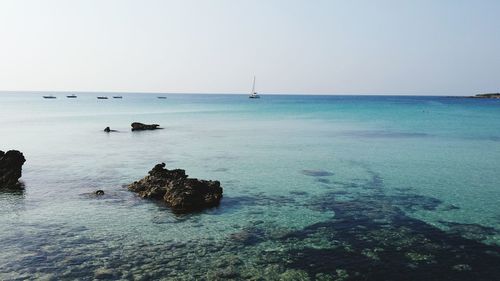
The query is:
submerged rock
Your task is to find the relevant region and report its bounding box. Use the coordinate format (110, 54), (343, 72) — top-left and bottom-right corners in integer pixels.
(0, 150), (26, 190)
(94, 268), (116, 279)
(128, 163), (223, 212)
(131, 122), (161, 131)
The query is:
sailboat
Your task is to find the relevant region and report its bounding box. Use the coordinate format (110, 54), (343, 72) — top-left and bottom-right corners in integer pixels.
(249, 76), (260, 99)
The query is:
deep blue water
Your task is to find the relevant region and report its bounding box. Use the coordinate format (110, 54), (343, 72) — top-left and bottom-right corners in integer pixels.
(0, 93), (499, 280)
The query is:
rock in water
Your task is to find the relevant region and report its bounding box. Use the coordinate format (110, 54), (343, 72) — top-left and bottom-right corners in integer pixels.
(103, 127), (118, 133)
(0, 150), (26, 189)
(131, 122), (161, 131)
(128, 163), (223, 212)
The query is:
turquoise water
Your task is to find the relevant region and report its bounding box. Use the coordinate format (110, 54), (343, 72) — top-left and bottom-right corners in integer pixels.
(0, 93), (499, 280)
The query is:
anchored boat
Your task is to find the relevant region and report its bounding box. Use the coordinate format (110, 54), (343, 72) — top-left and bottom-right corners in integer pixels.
(249, 76), (260, 99)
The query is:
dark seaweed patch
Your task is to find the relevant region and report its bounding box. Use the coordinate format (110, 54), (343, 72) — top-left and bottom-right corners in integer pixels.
(283, 209), (500, 280)
(339, 130), (430, 139)
(441, 204), (460, 211)
(439, 221), (500, 241)
(301, 170), (334, 177)
(278, 170), (500, 280)
(316, 178), (331, 184)
(217, 194), (297, 214)
(290, 191), (309, 196)
(212, 167), (229, 172)
(487, 136), (500, 142)
(387, 193), (444, 212)
(229, 227), (266, 246)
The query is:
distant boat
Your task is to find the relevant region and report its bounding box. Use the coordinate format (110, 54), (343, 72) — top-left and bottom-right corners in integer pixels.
(249, 76), (260, 99)
(157, 96), (167, 99)
(66, 94), (77, 98)
(112, 96), (123, 99)
(43, 95), (56, 99)
(97, 96), (108, 99)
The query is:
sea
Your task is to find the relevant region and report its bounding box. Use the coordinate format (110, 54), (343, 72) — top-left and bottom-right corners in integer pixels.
(0, 92), (499, 280)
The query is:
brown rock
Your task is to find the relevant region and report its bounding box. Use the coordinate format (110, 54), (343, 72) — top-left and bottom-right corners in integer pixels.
(128, 163), (223, 212)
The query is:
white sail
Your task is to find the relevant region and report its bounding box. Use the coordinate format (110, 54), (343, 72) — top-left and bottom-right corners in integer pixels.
(249, 76), (260, 98)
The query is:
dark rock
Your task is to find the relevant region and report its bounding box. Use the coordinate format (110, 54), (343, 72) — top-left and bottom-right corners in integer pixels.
(103, 127), (118, 133)
(128, 163), (223, 212)
(0, 150), (26, 190)
(131, 122), (161, 131)
(95, 190), (105, 195)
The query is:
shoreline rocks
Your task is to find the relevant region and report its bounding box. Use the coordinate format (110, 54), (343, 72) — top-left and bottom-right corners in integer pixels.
(0, 150), (26, 190)
(128, 163), (223, 212)
(131, 122), (161, 131)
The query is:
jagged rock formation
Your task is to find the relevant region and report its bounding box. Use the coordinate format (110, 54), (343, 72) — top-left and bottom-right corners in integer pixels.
(128, 163), (223, 212)
(0, 150), (26, 190)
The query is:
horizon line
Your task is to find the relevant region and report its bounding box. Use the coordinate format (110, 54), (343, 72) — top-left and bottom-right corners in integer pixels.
(0, 90), (478, 97)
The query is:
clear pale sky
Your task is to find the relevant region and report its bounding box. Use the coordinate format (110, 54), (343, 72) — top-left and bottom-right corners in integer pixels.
(0, 0), (499, 95)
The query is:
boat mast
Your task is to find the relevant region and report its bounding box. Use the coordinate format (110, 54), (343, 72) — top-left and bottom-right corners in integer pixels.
(252, 76), (256, 94)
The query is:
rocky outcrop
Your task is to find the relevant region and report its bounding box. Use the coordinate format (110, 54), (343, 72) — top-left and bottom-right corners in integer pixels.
(128, 163), (223, 212)
(0, 150), (26, 190)
(469, 93), (500, 99)
(131, 122), (161, 131)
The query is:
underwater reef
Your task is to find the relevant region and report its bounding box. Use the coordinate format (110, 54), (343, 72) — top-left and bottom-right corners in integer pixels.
(1, 164), (499, 280)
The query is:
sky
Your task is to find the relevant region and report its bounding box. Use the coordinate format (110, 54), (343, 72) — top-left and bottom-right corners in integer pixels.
(0, 0), (499, 95)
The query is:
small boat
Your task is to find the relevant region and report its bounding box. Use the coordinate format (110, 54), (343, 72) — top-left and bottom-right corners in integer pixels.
(157, 96), (167, 99)
(112, 96), (123, 99)
(43, 95), (56, 99)
(97, 96), (108, 99)
(249, 76), (260, 99)
(66, 94), (77, 98)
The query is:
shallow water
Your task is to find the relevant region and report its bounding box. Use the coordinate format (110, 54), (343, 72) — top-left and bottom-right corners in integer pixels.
(0, 93), (499, 280)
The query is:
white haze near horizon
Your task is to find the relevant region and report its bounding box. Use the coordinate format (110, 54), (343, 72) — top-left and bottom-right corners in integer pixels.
(0, 0), (499, 95)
